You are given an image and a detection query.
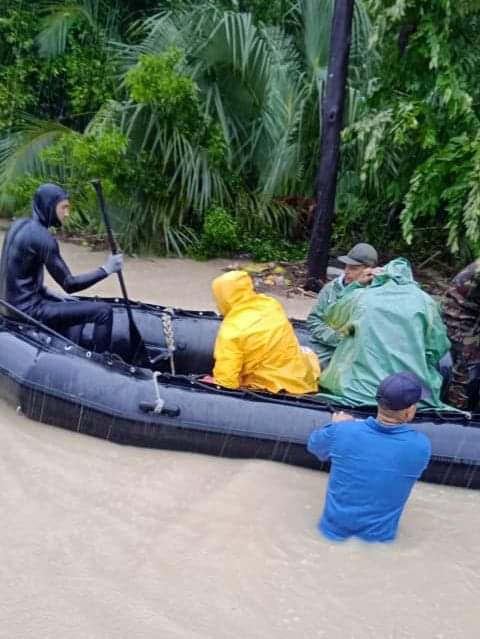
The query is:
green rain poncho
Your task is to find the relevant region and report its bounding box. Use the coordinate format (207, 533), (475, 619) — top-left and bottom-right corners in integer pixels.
(317, 258), (451, 408)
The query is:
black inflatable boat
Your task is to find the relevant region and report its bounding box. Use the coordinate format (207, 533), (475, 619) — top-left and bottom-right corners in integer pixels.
(1, 296), (479, 489)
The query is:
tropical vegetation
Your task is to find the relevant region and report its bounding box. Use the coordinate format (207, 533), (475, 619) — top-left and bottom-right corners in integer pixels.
(0, 0), (479, 266)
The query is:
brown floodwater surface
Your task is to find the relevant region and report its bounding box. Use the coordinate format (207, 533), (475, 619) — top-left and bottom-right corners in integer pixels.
(0, 233), (479, 638)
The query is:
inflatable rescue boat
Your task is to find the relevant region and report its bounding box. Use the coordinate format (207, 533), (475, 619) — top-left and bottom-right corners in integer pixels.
(0, 297), (479, 489)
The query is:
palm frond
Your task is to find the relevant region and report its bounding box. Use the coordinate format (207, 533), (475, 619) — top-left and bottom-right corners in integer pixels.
(290, 0), (333, 78)
(115, 9), (190, 72)
(236, 193), (295, 236)
(351, 1), (372, 66)
(84, 100), (124, 136)
(36, 1), (99, 58)
(36, 0), (119, 58)
(56, 1), (373, 253)
(0, 117), (75, 189)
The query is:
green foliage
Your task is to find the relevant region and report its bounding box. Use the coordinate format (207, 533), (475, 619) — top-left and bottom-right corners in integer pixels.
(0, 1), (120, 131)
(191, 207), (240, 259)
(0, 6), (41, 130)
(191, 206), (306, 261)
(36, 0), (101, 58)
(65, 37), (116, 115)
(23, 129), (129, 233)
(5, 175), (45, 215)
(342, 0), (480, 257)
(41, 128), (129, 197)
(0, 0), (370, 259)
(0, 117), (74, 211)
(126, 49), (200, 132)
(218, 0), (289, 25)
(242, 228), (307, 262)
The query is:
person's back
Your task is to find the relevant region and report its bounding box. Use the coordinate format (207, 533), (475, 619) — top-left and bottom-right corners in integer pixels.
(309, 417), (430, 541)
(308, 373), (432, 542)
(1, 216), (56, 313)
(212, 270), (319, 394)
(319, 258), (450, 408)
(443, 259), (480, 408)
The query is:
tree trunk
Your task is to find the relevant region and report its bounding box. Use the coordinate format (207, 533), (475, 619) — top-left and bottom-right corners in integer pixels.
(305, 0), (355, 292)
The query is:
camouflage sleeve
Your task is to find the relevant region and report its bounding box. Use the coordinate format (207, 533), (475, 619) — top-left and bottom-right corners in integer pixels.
(452, 259), (480, 302)
(425, 299), (451, 366)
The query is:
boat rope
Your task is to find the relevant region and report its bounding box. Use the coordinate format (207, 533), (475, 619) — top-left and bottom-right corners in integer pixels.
(152, 371), (165, 413)
(161, 309), (176, 375)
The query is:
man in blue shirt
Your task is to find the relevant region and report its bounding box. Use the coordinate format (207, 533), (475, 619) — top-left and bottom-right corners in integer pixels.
(307, 372), (432, 542)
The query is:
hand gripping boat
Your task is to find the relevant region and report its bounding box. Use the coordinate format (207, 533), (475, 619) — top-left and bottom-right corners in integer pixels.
(0, 296), (479, 489)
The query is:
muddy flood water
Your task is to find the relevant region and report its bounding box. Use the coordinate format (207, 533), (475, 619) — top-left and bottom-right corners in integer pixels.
(1, 234), (479, 638)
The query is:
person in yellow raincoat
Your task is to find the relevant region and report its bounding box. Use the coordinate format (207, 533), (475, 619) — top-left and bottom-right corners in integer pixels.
(211, 270), (320, 394)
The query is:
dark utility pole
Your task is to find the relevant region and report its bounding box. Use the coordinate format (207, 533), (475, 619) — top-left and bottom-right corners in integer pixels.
(305, 0), (355, 291)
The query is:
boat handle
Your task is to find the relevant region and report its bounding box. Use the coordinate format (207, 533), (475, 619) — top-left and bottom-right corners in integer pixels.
(139, 401), (180, 417)
(143, 371), (181, 417)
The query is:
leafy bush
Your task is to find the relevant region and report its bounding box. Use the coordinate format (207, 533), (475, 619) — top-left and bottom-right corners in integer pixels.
(5, 175), (44, 215)
(242, 229), (307, 262)
(217, 0), (289, 25)
(0, 0), (370, 260)
(126, 49), (200, 133)
(343, 0), (480, 258)
(65, 37), (116, 115)
(0, 6), (44, 130)
(191, 206), (306, 261)
(190, 208), (240, 259)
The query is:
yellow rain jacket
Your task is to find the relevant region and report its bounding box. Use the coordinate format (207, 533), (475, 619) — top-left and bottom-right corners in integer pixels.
(212, 270), (320, 394)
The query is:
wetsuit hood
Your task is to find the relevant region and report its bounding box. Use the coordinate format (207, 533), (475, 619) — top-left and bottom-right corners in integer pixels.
(32, 183), (69, 228)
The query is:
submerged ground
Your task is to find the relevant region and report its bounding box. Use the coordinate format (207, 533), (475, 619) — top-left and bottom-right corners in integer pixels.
(0, 233), (479, 638)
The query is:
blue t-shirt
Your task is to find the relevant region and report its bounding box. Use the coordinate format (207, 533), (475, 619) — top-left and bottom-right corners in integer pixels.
(307, 417), (431, 542)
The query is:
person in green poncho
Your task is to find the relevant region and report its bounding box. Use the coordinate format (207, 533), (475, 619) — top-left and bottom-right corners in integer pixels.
(307, 243), (379, 368)
(317, 258), (451, 409)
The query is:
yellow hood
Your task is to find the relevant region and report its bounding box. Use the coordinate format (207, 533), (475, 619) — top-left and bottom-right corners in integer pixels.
(212, 270), (256, 316)
(212, 273), (320, 393)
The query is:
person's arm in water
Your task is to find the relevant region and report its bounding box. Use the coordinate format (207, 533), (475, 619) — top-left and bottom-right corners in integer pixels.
(42, 237), (123, 294)
(307, 285), (343, 348)
(213, 332), (244, 389)
(307, 412), (353, 460)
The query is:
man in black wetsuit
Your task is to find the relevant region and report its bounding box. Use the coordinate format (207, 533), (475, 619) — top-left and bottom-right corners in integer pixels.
(0, 183), (123, 352)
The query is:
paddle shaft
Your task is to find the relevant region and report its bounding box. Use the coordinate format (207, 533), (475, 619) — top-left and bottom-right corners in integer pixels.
(91, 180), (151, 363)
(90, 180), (138, 329)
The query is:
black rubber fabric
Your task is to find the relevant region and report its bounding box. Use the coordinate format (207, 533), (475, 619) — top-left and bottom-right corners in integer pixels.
(33, 300), (113, 353)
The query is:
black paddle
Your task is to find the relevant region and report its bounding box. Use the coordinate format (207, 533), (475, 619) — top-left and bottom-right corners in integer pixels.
(90, 179), (150, 365)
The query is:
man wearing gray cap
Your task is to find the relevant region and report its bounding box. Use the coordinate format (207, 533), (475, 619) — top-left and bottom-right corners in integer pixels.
(307, 243), (379, 368)
(307, 372), (432, 542)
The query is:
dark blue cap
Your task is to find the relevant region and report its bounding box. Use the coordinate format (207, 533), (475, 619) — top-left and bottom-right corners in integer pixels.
(376, 372), (431, 410)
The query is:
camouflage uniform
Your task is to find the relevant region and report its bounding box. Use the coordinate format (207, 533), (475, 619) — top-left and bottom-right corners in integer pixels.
(443, 259), (480, 409)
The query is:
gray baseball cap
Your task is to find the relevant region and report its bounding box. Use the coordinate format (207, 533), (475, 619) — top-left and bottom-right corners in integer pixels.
(338, 243), (378, 267)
